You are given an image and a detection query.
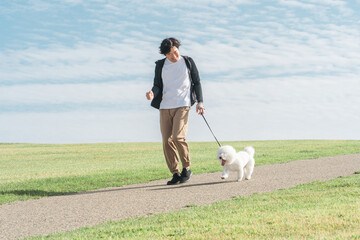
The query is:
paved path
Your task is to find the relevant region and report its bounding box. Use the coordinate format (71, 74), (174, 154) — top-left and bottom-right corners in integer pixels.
(1, 153), (360, 240)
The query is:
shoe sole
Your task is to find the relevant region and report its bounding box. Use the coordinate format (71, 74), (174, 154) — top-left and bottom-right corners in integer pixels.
(167, 181), (180, 185)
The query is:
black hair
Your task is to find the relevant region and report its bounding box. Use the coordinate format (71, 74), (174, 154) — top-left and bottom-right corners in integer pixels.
(159, 37), (181, 55)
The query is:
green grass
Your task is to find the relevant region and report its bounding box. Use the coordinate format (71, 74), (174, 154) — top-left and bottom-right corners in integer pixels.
(29, 174), (360, 240)
(1, 140), (360, 204)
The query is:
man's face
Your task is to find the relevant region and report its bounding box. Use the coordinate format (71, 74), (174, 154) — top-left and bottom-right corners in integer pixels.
(165, 46), (180, 63)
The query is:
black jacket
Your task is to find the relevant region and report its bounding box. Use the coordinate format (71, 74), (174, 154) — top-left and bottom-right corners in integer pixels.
(150, 56), (203, 109)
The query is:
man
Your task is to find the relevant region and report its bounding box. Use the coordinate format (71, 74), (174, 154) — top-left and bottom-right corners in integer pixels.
(146, 37), (204, 185)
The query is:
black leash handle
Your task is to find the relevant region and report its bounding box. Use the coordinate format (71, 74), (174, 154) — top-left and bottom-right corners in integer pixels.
(201, 114), (221, 147)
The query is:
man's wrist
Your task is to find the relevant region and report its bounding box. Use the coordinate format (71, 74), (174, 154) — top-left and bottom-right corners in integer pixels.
(198, 103), (205, 110)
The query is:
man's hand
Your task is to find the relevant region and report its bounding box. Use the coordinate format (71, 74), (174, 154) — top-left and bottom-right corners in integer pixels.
(196, 103), (205, 115)
(146, 91), (154, 100)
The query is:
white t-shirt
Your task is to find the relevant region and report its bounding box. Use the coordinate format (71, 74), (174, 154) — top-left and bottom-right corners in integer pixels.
(160, 56), (191, 109)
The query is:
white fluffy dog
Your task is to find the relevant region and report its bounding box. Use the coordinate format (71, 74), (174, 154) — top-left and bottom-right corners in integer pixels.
(217, 145), (255, 181)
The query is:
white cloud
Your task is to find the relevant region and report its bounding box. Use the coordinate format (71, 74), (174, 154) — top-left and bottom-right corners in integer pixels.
(0, 41), (158, 84)
(278, 0), (316, 9)
(1, 75), (359, 143)
(0, 81), (149, 109)
(2, 0), (359, 85)
(1, 0), (360, 143)
(185, 31), (359, 81)
(191, 75), (360, 142)
(4, 21), (358, 86)
(61, 0), (83, 5)
(0, 110), (161, 143)
(278, 0), (354, 19)
(306, 0), (345, 6)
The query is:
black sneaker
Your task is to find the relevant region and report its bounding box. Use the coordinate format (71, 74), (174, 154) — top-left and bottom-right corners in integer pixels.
(167, 173), (181, 185)
(180, 168), (192, 183)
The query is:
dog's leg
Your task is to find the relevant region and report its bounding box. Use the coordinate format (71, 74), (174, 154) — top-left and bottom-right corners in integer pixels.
(221, 167), (229, 179)
(237, 168), (244, 181)
(244, 164), (250, 180)
(245, 167), (252, 180)
(245, 159), (255, 180)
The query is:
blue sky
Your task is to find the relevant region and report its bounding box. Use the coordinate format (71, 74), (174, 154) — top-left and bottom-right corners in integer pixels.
(1, 0), (359, 143)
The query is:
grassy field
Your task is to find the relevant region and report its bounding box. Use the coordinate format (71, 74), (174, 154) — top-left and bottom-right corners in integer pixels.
(29, 174), (360, 239)
(1, 140), (360, 204)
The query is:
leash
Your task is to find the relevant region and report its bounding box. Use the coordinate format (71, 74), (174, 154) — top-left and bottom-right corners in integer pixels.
(200, 113), (221, 147)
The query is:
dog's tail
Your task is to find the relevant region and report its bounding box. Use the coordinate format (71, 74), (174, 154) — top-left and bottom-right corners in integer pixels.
(244, 146), (255, 157)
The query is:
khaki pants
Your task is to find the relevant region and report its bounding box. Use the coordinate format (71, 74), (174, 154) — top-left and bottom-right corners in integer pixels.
(160, 106), (191, 174)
